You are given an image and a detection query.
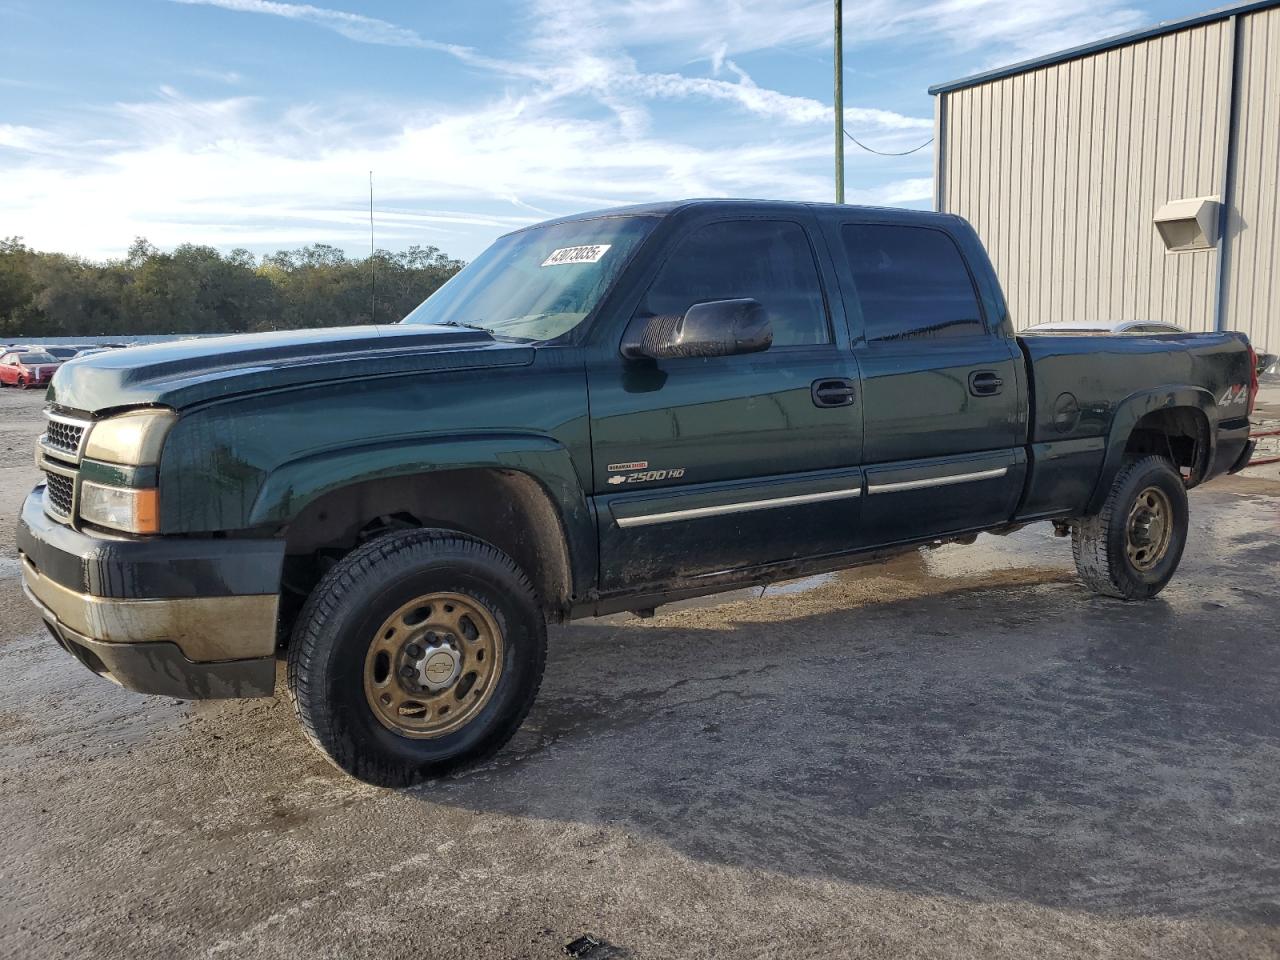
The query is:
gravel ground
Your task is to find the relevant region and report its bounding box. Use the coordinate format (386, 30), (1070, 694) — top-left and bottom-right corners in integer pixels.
(1, 385), (1279, 960)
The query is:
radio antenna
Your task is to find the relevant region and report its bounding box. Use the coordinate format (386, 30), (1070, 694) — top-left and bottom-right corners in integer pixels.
(369, 170), (376, 323)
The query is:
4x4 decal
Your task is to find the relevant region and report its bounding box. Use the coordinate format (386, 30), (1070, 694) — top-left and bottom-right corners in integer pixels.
(1218, 384), (1249, 407)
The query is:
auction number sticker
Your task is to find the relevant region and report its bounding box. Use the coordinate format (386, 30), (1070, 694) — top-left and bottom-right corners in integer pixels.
(541, 244), (611, 266)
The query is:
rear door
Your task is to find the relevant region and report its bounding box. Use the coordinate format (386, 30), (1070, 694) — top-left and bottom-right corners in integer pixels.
(587, 214), (864, 593)
(827, 218), (1026, 546)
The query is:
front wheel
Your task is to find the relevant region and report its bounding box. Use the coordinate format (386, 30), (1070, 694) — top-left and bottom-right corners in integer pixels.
(287, 530), (547, 786)
(16, 376), (26, 389)
(1071, 455), (1188, 600)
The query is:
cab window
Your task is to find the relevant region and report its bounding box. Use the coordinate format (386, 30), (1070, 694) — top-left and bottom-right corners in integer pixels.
(638, 220), (831, 347)
(841, 224), (985, 342)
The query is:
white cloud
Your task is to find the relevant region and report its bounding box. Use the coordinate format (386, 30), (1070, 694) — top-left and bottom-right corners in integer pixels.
(32, 0), (1159, 259)
(0, 124), (54, 151)
(2, 0), (945, 259)
(0, 88), (853, 259)
(520, 0), (1146, 66)
(169, 0), (432, 48)
(167, 0), (543, 79)
(848, 177), (934, 206)
(185, 67), (245, 84)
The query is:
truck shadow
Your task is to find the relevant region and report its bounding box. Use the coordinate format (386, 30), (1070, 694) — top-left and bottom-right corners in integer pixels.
(415, 566), (1280, 925)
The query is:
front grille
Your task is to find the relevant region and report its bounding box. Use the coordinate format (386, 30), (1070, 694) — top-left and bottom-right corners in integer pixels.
(44, 417), (85, 457)
(45, 471), (74, 518)
(38, 408), (91, 524)
(40, 409), (92, 471)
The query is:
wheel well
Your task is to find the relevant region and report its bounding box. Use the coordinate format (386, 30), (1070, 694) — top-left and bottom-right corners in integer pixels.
(280, 469), (575, 627)
(1124, 407), (1210, 486)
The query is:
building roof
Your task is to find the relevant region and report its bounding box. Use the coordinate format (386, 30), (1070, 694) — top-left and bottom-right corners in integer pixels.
(929, 0), (1280, 95)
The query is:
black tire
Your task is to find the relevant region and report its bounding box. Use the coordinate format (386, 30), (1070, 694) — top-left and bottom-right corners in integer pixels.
(1071, 455), (1188, 600)
(16, 376), (25, 389)
(287, 529), (547, 786)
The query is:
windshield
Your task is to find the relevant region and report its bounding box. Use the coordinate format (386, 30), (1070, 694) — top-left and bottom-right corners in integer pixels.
(17, 352), (57, 363)
(402, 216), (657, 341)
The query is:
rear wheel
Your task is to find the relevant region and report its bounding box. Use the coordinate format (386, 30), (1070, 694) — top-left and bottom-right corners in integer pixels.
(1071, 455), (1188, 600)
(287, 529), (546, 787)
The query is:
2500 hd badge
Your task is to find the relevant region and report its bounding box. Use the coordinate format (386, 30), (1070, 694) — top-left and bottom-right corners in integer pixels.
(607, 462), (686, 485)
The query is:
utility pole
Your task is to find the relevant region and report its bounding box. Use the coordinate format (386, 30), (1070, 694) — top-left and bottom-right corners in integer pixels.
(369, 170), (376, 323)
(834, 0), (845, 204)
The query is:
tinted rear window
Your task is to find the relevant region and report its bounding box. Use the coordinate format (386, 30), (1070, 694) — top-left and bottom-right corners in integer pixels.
(841, 224), (985, 342)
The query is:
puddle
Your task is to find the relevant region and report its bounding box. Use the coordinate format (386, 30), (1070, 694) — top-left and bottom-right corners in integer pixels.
(764, 573), (835, 596)
(596, 526), (1076, 621)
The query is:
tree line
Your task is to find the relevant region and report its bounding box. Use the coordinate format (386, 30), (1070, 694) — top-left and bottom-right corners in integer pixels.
(0, 237), (463, 338)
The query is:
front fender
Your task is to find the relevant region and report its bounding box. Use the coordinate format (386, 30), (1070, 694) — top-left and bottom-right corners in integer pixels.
(1086, 386), (1216, 514)
(249, 432), (598, 595)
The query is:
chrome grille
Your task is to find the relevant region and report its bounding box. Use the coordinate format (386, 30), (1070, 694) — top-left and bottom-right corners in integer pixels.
(40, 410), (91, 465)
(44, 471), (74, 519)
(44, 418), (84, 456)
(39, 408), (91, 524)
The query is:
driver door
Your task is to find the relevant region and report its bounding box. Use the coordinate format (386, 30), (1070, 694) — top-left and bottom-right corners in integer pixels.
(586, 216), (864, 593)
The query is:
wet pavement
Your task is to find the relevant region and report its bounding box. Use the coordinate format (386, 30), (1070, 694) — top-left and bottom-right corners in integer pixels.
(2, 386), (1279, 959)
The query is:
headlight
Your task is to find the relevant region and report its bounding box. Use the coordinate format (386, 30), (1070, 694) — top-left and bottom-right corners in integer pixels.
(79, 481), (160, 534)
(83, 409), (176, 466)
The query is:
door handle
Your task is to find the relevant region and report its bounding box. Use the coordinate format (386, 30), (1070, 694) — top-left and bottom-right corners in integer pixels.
(811, 378), (857, 408)
(968, 370), (1004, 397)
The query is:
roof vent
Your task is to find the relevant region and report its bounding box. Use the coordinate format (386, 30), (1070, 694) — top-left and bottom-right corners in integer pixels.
(1154, 196), (1219, 253)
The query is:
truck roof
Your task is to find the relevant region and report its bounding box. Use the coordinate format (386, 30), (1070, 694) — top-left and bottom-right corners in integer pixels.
(511, 199), (955, 235)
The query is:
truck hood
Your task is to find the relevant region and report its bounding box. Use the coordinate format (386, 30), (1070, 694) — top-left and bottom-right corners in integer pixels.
(47, 325), (535, 414)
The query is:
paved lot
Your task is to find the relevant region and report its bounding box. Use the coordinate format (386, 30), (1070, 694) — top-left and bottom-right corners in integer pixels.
(2, 385), (1279, 960)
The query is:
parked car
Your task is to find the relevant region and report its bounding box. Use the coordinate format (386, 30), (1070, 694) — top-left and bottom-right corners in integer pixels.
(1022, 320), (1186, 334)
(17, 200), (1259, 786)
(39, 346), (90, 361)
(0, 350), (62, 389)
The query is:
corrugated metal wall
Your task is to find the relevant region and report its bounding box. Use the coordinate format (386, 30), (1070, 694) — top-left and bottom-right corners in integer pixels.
(1220, 6), (1280, 350)
(937, 8), (1279, 352)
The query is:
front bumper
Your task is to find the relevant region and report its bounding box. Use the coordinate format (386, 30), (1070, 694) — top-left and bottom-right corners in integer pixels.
(17, 486), (285, 699)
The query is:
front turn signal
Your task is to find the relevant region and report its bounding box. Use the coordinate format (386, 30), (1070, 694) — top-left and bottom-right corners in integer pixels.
(78, 481), (160, 534)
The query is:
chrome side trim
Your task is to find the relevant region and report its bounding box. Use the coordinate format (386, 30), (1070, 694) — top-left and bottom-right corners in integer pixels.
(615, 487), (862, 529)
(867, 466), (1008, 495)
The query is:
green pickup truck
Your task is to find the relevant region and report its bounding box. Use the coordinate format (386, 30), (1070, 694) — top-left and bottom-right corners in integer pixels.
(18, 200), (1259, 786)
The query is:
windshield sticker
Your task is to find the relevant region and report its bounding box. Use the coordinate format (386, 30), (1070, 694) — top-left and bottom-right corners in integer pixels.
(541, 244), (611, 267)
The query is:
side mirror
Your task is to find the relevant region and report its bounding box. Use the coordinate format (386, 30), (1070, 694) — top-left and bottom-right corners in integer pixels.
(621, 298), (772, 360)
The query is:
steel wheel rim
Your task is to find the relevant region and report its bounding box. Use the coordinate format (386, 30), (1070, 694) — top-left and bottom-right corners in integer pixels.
(1125, 485), (1174, 571)
(363, 591), (504, 738)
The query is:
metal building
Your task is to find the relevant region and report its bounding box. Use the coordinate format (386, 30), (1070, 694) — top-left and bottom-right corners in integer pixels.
(930, 0), (1279, 352)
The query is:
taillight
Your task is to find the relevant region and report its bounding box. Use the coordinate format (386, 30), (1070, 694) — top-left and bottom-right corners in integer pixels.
(1248, 345), (1259, 416)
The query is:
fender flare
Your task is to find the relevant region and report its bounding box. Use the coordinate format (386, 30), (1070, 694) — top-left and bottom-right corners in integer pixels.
(1086, 386), (1216, 514)
(249, 432), (597, 599)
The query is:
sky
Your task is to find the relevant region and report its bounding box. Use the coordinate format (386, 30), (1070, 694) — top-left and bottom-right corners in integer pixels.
(0, 0), (1216, 262)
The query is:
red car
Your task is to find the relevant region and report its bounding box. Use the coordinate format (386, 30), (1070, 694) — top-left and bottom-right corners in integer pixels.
(0, 350), (63, 389)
